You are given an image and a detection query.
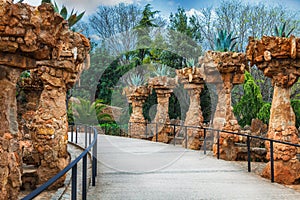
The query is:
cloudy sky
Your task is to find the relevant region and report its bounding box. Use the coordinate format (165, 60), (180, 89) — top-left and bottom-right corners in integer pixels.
(22, 0), (300, 18)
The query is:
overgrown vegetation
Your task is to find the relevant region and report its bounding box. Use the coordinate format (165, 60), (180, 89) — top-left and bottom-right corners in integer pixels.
(69, 0), (300, 127)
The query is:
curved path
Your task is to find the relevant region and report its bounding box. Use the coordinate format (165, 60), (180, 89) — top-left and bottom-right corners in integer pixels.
(87, 135), (300, 200)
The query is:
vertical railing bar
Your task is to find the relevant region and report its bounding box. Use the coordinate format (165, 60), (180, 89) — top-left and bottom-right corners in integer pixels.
(173, 124), (176, 146)
(71, 164), (77, 200)
(247, 135), (251, 172)
(129, 122), (131, 138)
(85, 125), (87, 148)
(145, 122), (148, 138)
(155, 122), (158, 142)
(71, 125), (74, 142)
(185, 126), (188, 149)
(270, 140), (274, 183)
(82, 154), (87, 200)
(89, 126), (92, 146)
(204, 128), (207, 155)
(217, 130), (220, 159)
(75, 125), (78, 143)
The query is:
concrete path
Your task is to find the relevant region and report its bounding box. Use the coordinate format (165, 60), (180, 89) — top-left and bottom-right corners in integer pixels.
(87, 135), (300, 200)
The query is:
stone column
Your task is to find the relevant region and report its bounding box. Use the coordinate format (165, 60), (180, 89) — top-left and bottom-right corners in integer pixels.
(200, 51), (247, 160)
(31, 66), (70, 188)
(247, 36), (300, 184)
(262, 82), (300, 184)
(176, 67), (205, 150)
(183, 83), (204, 150)
(0, 65), (22, 200)
(213, 77), (240, 160)
(148, 76), (176, 143)
(125, 86), (150, 139)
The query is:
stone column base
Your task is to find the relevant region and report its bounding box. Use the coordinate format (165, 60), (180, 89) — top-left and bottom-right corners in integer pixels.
(262, 160), (300, 184)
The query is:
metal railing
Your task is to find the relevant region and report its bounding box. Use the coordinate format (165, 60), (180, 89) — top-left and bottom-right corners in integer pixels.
(22, 124), (98, 200)
(126, 121), (300, 183)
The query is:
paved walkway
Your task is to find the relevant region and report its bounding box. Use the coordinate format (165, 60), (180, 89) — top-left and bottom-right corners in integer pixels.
(87, 135), (300, 200)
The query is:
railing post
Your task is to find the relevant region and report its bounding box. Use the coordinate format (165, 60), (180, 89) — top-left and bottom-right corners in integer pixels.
(217, 130), (220, 159)
(173, 124), (176, 146)
(71, 164), (78, 200)
(89, 126), (92, 145)
(129, 122), (131, 138)
(82, 154), (87, 200)
(85, 125), (88, 148)
(75, 125), (78, 143)
(71, 125), (74, 142)
(145, 122), (148, 138)
(185, 126), (188, 149)
(247, 135), (251, 172)
(270, 140), (274, 183)
(203, 128), (207, 155)
(92, 141), (97, 186)
(155, 122), (158, 142)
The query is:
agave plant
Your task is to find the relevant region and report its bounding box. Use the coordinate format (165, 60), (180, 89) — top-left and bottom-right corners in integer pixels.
(273, 22), (295, 37)
(126, 74), (146, 86)
(41, 0), (85, 28)
(152, 64), (171, 76)
(214, 30), (237, 52)
(186, 58), (195, 67)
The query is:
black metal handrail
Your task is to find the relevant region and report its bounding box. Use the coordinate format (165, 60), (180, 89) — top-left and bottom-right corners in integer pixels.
(127, 121), (300, 183)
(22, 124), (98, 200)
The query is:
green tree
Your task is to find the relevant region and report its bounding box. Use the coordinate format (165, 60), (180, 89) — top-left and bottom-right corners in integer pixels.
(72, 98), (112, 125)
(233, 71), (264, 127)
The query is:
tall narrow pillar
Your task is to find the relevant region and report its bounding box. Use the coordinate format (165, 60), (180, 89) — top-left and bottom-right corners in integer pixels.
(201, 51), (247, 160)
(124, 86), (150, 139)
(176, 67), (205, 150)
(247, 36), (300, 184)
(32, 66), (70, 188)
(148, 76), (176, 143)
(0, 65), (22, 200)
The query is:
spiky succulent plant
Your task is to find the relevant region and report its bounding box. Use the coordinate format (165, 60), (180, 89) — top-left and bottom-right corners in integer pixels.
(186, 58), (195, 67)
(273, 22), (295, 37)
(214, 30), (237, 52)
(41, 0), (85, 28)
(126, 74), (146, 86)
(152, 64), (171, 76)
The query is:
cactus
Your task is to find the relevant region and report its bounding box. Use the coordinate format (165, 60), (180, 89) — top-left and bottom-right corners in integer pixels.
(274, 22), (295, 37)
(214, 30), (237, 52)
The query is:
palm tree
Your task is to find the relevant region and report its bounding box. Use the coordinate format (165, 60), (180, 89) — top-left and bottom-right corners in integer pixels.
(72, 98), (112, 125)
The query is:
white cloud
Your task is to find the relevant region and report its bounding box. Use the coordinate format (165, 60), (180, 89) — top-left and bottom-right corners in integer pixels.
(186, 8), (202, 18)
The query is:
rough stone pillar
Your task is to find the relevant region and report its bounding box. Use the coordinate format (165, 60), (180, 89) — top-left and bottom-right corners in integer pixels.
(176, 67), (205, 150)
(213, 78), (240, 160)
(148, 76), (177, 143)
(31, 66), (70, 188)
(124, 86), (150, 139)
(0, 66), (23, 200)
(184, 83), (204, 149)
(247, 36), (300, 184)
(200, 51), (247, 160)
(263, 81), (300, 184)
